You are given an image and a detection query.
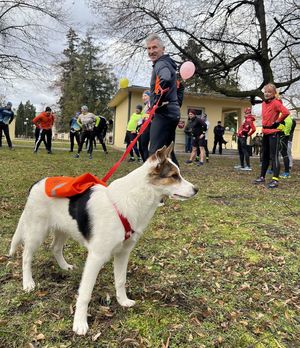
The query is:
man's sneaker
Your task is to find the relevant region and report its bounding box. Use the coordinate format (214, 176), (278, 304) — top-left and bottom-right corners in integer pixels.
(137, 157), (143, 163)
(280, 172), (290, 178)
(206, 157), (209, 163)
(185, 160), (193, 164)
(241, 166), (252, 171)
(234, 165), (243, 169)
(197, 161), (204, 166)
(74, 154), (80, 158)
(128, 157), (135, 162)
(253, 177), (265, 184)
(268, 180), (279, 189)
(266, 169), (273, 175)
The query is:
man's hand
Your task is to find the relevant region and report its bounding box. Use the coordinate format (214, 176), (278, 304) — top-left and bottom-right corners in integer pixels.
(270, 121), (280, 129)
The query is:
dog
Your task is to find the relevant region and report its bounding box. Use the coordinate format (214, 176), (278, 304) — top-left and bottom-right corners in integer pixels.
(9, 143), (198, 335)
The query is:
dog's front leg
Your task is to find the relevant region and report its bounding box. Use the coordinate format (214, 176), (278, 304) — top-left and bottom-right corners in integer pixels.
(114, 242), (136, 307)
(73, 251), (110, 335)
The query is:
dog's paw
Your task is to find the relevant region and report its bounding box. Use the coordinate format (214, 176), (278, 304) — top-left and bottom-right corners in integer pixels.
(61, 263), (74, 271)
(73, 320), (89, 335)
(118, 298), (136, 307)
(23, 280), (35, 292)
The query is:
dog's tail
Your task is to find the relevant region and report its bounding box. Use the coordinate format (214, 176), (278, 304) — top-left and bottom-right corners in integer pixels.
(9, 213), (25, 256)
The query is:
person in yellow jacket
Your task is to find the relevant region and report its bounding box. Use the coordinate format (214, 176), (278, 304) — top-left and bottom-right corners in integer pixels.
(124, 104), (143, 162)
(277, 115), (293, 178)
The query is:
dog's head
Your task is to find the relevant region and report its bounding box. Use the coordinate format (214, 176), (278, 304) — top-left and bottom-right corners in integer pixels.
(147, 143), (198, 200)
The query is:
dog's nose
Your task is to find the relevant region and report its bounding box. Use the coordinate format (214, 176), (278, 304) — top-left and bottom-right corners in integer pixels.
(193, 186), (199, 195)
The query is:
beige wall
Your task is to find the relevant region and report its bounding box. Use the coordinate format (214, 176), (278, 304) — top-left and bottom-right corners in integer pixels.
(292, 119), (300, 160)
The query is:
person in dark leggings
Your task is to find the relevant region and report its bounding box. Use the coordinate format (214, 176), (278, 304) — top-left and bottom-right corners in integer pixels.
(69, 112), (81, 152)
(94, 115), (108, 154)
(138, 90), (151, 162)
(32, 106), (54, 154)
(0, 102), (14, 149)
(253, 84), (289, 188)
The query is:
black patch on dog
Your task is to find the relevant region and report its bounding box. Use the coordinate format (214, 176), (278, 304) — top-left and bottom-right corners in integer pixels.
(28, 179), (43, 195)
(68, 189), (92, 240)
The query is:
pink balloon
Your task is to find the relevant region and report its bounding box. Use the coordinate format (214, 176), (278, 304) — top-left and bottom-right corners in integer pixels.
(180, 61), (196, 80)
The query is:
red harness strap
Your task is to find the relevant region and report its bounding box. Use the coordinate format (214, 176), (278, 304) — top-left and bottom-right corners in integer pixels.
(113, 204), (134, 240)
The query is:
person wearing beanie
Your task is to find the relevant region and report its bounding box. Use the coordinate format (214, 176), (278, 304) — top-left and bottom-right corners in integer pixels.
(32, 106), (55, 154)
(124, 104), (143, 162)
(234, 108), (256, 171)
(0, 101), (15, 149)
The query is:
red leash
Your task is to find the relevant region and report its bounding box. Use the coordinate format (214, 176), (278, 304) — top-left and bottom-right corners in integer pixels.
(101, 89), (168, 183)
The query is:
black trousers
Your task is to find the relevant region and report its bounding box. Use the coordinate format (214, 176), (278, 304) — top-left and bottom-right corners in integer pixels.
(70, 131), (80, 152)
(279, 134), (290, 173)
(78, 131), (94, 154)
(212, 137), (223, 154)
(260, 132), (280, 179)
(149, 113), (179, 166)
(125, 131), (140, 158)
(0, 122), (12, 148)
(35, 128), (47, 148)
(34, 129), (52, 152)
(238, 137), (250, 167)
(139, 123), (151, 162)
(94, 131), (107, 153)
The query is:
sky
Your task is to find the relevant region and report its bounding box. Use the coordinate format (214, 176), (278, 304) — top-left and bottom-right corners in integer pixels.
(1, 0), (99, 112)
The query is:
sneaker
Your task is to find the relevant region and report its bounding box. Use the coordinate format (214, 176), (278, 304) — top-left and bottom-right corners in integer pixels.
(268, 180), (279, 189)
(280, 172), (290, 178)
(74, 154), (80, 158)
(206, 157), (209, 163)
(197, 161), (204, 166)
(128, 157), (135, 162)
(253, 177), (265, 184)
(241, 166), (252, 171)
(137, 157), (143, 163)
(47, 151), (53, 154)
(185, 160), (193, 164)
(234, 165), (243, 169)
(266, 169), (273, 175)
(89, 154), (93, 160)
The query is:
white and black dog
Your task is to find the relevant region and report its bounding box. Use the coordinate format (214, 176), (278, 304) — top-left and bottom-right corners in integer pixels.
(9, 143), (198, 335)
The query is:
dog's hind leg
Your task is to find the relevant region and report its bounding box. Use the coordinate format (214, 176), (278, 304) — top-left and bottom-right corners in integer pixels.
(22, 222), (49, 292)
(51, 231), (74, 270)
(9, 212), (26, 256)
(73, 250), (111, 335)
(114, 242), (136, 307)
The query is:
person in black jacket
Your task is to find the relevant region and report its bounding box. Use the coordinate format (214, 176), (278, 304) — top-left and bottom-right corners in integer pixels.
(94, 115), (108, 154)
(0, 102), (14, 149)
(184, 110), (207, 166)
(212, 121), (225, 154)
(146, 33), (184, 166)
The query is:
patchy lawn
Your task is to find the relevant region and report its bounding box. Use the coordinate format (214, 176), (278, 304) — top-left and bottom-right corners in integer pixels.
(0, 143), (299, 347)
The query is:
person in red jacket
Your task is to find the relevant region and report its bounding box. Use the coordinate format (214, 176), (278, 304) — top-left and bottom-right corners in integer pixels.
(32, 106), (55, 154)
(234, 107), (256, 171)
(254, 83), (290, 188)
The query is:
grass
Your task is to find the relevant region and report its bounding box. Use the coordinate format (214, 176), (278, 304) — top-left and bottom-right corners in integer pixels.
(0, 142), (300, 347)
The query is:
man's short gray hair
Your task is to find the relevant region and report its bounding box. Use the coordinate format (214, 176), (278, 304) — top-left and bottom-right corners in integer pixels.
(145, 33), (164, 48)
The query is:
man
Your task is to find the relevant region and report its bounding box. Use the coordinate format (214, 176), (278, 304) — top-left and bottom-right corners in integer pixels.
(146, 34), (182, 166)
(94, 115), (108, 154)
(202, 113), (210, 162)
(74, 105), (97, 160)
(32, 106), (55, 154)
(0, 101), (14, 149)
(212, 121), (225, 154)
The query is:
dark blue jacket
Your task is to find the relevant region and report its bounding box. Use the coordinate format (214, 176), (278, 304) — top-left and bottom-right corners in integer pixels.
(0, 107), (14, 125)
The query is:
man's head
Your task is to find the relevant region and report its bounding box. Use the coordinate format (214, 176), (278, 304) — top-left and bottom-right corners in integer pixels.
(6, 102), (12, 110)
(136, 104), (143, 114)
(217, 121), (222, 125)
(45, 106), (51, 115)
(146, 34), (165, 63)
(81, 105), (88, 113)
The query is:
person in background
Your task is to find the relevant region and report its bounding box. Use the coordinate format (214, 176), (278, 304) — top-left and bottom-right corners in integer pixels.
(138, 90), (151, 161)
(212, 121), (225, 154)
(0, 101), (14, 149)
(252, 133), (261, 156)
(146, 33), (183, 166)
(69, 112), (81, 152)
(185, 110), (207, 166)
(184, 113), (193, 153)
(278, 115), (294, 178)
(253, 83), (289, 188)
(94, 115), (108, 154)
(287, 117), (296, 172)
(202, 113), (210, 162)
(74, 105), (97, 160)
(234, 107), (256, 171)
(32, 106), (55, 154)
(125, 104), (143, 162)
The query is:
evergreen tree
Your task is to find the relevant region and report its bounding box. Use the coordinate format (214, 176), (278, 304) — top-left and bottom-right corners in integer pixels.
(15, 102), (25, 137)
(15, 101), (36, 137)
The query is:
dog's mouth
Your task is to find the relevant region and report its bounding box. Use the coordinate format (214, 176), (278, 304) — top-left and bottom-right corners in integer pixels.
(169, 194), (191, 201)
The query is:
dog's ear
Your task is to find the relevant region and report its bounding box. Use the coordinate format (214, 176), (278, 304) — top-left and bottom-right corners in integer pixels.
(165, 142), (174, 158)
(155, 145), (167, 163)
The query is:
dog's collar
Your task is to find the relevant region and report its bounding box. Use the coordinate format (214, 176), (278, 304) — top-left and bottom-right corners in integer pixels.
(113, 204), (134, 240)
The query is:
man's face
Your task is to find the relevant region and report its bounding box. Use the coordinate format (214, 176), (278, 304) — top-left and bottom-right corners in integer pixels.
(46, 111), (51, 116)
(147, 39), (165, 63)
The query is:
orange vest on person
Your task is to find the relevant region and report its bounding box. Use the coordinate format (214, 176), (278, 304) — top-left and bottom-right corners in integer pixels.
(45, 173), (107, 198)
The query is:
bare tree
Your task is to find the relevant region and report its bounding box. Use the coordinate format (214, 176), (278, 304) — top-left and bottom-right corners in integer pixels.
(0, 0), (66, 81)
(89, 0), (300, 103)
